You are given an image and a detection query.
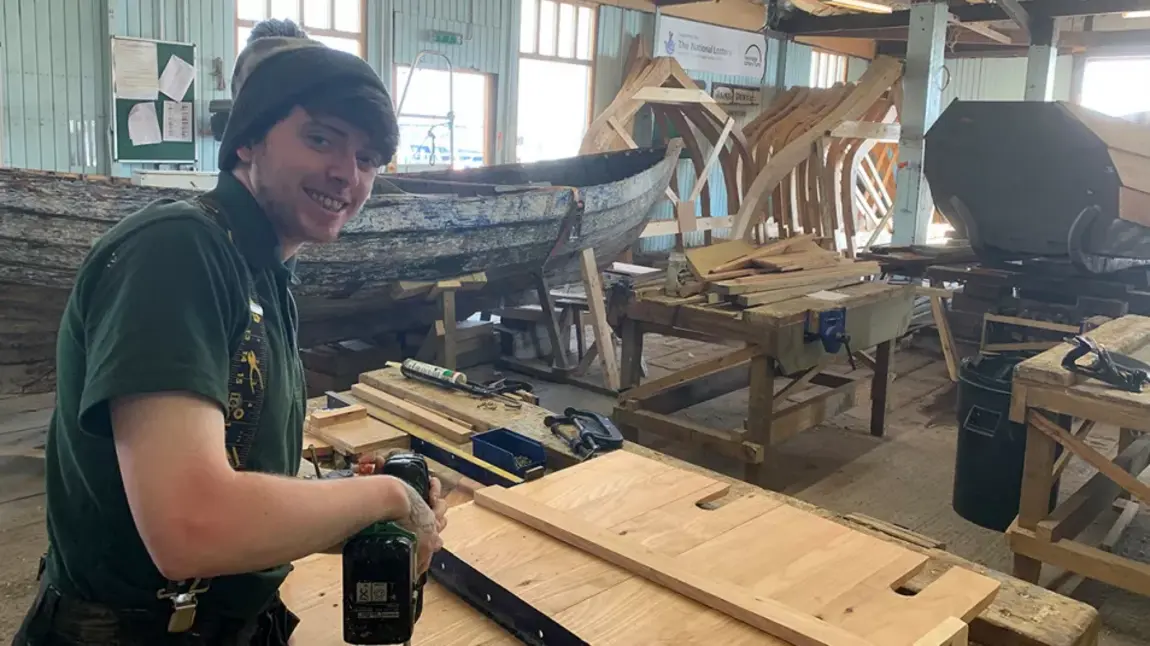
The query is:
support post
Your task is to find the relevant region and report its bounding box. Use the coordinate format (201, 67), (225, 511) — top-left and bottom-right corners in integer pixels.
(1024, 16), (1059, 101)
(891, 0), (948, 246)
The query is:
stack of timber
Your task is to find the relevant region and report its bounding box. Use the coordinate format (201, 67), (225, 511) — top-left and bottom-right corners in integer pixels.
(580, 47), (754, 244)
(670, 234), (882, 309)
(732, 56), (906, 251)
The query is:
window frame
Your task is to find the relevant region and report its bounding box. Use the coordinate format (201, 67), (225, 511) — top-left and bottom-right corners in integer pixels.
(392, 64), (497, 169)
(235, 0), (366, 59)
(809, 49), (848, 89)
(518, 0), (598, 140)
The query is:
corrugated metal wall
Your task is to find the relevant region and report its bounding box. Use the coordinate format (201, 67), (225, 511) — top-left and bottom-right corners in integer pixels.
(1, 0), (109, 172)
(941, 55), (1074, 105)
(1, 0), (234, 175)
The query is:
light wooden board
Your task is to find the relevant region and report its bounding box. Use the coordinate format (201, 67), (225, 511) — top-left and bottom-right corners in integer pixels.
(1014, 314), (1150, 387)
(442, 451), (999, 646)
(304, 412), (409, 456)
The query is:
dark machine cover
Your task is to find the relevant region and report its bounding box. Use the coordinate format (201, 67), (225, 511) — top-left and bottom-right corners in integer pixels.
(924, 101), (1150, 273)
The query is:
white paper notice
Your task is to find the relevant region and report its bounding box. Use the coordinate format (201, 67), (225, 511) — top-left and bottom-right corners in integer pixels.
(113, 39), (158, 100)
(163, 101), (193, 142)
(158, 55), (195, 101)
(127, 103), (163, 146)
(806, 290), (849, 302)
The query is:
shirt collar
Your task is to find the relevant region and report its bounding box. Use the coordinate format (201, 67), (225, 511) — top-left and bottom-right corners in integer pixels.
(206, 171), (299, 283)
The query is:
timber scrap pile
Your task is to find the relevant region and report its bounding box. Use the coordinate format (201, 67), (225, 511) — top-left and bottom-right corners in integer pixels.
(735, 56), (904, 253)
(666, 233), (882, 308)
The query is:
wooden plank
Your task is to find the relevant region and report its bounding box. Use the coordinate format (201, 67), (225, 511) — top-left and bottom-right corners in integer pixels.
(613, 407), (765, 463)
(713, 262), (881, 296)
(306, 404), (367, 428)
(829, 121), (901, 142)
(641, 215), (731, 238)
(346, 384), (472, 443)
(688, 117), (736, 202)
(1008, 522), (1150, 598)
(353, 377), (495, 432)
(579, 248), (621, 391)
(1037, 435), (1150, 542)
(473, 485), (879, 646)
(1014, 315), (1150, 387)
(685, 239), (757, 278)
(931, 296), (960, 382)
(1029, 410), (1150, 507)
(736, 277), (865, 308)
(622, 344), (760, 402)
(304, 415), (409, 456)
(633, 86), (718, 105)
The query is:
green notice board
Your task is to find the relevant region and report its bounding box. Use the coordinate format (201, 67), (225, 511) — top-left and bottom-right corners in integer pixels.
(111, 35), (197, 163)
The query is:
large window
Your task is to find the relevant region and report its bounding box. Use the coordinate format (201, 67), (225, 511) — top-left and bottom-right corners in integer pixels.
(517, 0), (596, 163)
(810, 50), (847, 88)
(393, 66), (492, 170)
(236, 0), (364, 58)
(1081, 57), (1150, 119)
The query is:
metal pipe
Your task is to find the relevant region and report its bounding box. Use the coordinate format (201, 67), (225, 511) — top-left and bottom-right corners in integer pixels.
(396, 50), (456, 168)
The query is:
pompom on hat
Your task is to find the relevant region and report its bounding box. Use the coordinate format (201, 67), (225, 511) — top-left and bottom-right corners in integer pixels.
(215, 18), (397, 170)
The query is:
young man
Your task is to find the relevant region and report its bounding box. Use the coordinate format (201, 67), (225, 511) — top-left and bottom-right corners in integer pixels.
(13, 20), (446, 645)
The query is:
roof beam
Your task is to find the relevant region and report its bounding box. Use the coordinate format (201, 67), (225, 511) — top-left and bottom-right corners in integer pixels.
(994, 0), (1031, 36)
(779, 0), (1150, 34)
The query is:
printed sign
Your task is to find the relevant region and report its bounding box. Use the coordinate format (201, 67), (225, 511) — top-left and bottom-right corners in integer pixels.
(711, 83), (761, 106)
(655, 15), (766, 79)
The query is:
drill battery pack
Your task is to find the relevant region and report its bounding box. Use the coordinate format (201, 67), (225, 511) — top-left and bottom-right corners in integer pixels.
(342, 521), (420, 644)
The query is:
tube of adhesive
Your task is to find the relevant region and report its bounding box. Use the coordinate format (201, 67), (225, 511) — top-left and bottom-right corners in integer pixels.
(400, 358), (468, 386)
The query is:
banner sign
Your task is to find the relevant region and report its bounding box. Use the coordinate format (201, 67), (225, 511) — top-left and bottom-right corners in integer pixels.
(711, 82), (761, 106)
(655, 15), (766, 79)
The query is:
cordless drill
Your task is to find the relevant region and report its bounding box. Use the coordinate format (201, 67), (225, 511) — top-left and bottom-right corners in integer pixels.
(342, 452), (432, 645)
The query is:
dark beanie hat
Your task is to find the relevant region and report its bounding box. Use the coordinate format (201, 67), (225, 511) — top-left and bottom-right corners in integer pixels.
(216, 19), (397, 170)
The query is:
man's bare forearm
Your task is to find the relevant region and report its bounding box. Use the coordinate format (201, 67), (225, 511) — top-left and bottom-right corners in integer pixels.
(149, 469), (409, 581)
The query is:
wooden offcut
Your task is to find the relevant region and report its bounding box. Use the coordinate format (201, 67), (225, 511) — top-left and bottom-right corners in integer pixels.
(304, 407), (408, 456)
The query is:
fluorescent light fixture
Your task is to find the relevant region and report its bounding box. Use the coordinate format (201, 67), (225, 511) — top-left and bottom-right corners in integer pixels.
(825, 0), (895, 13)
(1123, 10), (1150, 17)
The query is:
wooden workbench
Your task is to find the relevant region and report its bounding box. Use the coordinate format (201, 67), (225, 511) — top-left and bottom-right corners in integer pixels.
(612, 281), (914, 488)
(1008, 314), (1150, 597)
(290, 382), (1099, 646)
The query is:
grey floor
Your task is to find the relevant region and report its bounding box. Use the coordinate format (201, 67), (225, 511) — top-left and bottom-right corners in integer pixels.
(2, 337), (1149, 644)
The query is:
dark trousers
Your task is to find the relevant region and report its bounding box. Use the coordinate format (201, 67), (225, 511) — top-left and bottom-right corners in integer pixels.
(11, 579), (298, 646)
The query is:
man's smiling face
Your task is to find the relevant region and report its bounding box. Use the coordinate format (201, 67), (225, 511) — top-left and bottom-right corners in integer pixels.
(237, 106), (382, 253)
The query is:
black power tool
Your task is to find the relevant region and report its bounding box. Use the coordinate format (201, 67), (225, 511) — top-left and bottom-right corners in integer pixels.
(342, 452), (432, 645)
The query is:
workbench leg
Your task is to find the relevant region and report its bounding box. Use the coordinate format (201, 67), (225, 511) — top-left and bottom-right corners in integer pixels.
(745, 355), (780, 490)
(440, 289), (458, 370)
(1013, 553), (1043, 585)
(1013, 410), (1059, 583)
(870, 340), (894, 437)
(619, 318), (644, 391)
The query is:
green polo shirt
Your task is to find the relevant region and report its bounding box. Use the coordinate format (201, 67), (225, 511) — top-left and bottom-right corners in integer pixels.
(43, 171), (306, 619)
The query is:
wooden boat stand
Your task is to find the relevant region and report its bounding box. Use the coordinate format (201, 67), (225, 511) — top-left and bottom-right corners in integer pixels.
(496, 249), (626, 397)
(612, 284), (913, 489)
(1007, 314), (1150, 597)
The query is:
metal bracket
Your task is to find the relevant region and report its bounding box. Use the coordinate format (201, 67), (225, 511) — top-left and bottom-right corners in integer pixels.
(429, 549), (587, 646)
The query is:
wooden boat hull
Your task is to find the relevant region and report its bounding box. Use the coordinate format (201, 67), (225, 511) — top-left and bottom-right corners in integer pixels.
(0, 144), (680, 394)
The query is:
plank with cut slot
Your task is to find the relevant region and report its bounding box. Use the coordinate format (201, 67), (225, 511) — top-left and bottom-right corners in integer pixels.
(441, 450), (996, 646)
(346, 382), (473, 443)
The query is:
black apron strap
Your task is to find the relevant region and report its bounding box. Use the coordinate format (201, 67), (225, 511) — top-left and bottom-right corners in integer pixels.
(152, 195), (273, 632)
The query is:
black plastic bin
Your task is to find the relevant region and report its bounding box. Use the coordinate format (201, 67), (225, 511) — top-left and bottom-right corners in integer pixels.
(952, 353), (1068, 532)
